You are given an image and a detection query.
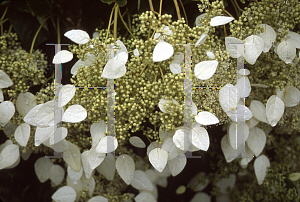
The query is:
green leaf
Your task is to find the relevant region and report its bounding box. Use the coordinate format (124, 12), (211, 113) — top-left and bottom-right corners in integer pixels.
(100, 0), (114, 4)
(7, 6), (49, 51)
(115, 0), (127, 7)
(289, 173), (300, 181)
(27, 0), (53, 18)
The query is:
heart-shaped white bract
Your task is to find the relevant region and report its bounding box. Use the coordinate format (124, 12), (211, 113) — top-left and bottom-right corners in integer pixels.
(153, 41), (174, 62)
(51, 186), (77, 202)
(0, 101), (15, 127)
(225, 37), (244, 58)
(195, 33), (208, 47)
(53, 50), (73, 64)
(266, 95), (285, 127)
(16, 92), (37, 117)
(257, 24), (276, 53)
(277, 39), (296, 64)
(194, 60), (218, 80)
(101, 52), (128, 79)
(210, 16), (234, 26)
(58, 84), (76, 108)
(116, 154), (135, 185)
(0, 70), (13, 88)
(254, 155), (270, 185)
(195, 111), (219, 125)
(149, 148), (168, 172)
(64, 29), (90, 45)
(244, 35), (264, 65)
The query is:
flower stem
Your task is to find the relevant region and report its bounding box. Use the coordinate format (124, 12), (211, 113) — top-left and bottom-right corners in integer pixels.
(105, 4), (117, 44)
(0, 6), (8, 35)
(178, 0), (188, 25)
(114, 5), (119, 42)
(118, 9), (135, 39)
(173, 0), (181, 20)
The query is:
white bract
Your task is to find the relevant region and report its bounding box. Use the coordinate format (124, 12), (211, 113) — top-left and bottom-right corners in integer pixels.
(134, 192), (156, 202)
(88, 196), (108, 202)
(16, 92), (37, 117)
(225, 37), (244, 58)
(170, 63), (181, 74)
(227, 104), (252, 122)
(62, 104), (87, 123)
(210, 16), (234, 26)
(53, 50), (73, 64)
(149, 148), (168, 172)
(228, 122), (249, 149)
(116, 154), (135, 185)
(257, 24), (276, 53)
(50, 164), (65, 186)
(96, 136), (118, 153)
(195, 33), (208, 47)
(158, 98), (179, 113)
(236, 76), (251, 98)
(58, 85), (76, 108)
(129, 136), (146, 148)
(190, 192), (211, 202)
(34, 157), (53, 182)
(246, 127), (266, 157)
(206, 51), (215, 59)
(219, 84), (240, 114)
(101, 51), (128, 79)
(238, 69), (250, 76)
(153, 41), (174, 62)
(0, 89), (3, 102)
(266, 95), (285, 127)
(168, 153), (187, 176)
(284, 30), (300, 49)
(64, 29), (90, 44)
(71, 52), (97, 75)
(49, 127), (68, 145)
(194, 60), (218, 80)
(189, 123), (210, 151)
(90, 120), (106, 147)
(0, 70), (13, 88)
(134, 48), (140, 57)
(254, 155), (270, 185)
(14, 123), (30, 147)
(195, 14), (206, 27)
(277, 39), (296, 64)
(131, 170), (154, 191)
(51, 186), (77, 202)
(63, 141), (81, 172)
(276, 85), (300, 107)
(68, 166), (83, 184)
(250, 100), (268, 123)
(173, 127), (191, 151)
(0, 143), (19, 170)
(0, 101), (15, 127)
(195, 111), (219, 125)
(96, 153), (116, 181)
(244, 35), (264, 65)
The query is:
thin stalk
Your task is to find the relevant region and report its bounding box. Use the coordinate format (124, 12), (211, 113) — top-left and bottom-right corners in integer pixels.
(28, 14), (55, 58)
(223, 9), (234, 18)
(114, 5), (119, 42)
(178, 0), (188, 24)
(57, 16), (60, 44)
(139, 64), (148, 76)
(158, 64), (164, 82)
(230, 0), (240, 16)
(8, 24), (12, 34)
(118, 9), (135, 39)
(159, 0), (163, 15)
(148, 0), (155, 13)
(105, 4), (117, 43)
(224, 25), (227, 37)
(0, 6), (8, 35)
(173, 0), (181, 20)
(232, 0), (243, 12)
(126, 8), (132, 32)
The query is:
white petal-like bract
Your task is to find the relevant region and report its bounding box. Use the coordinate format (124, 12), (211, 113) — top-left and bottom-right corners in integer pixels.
(168, 153), (187, 176)
(195, 111), (219, 125)
(254, 155), (270, 185)
(116, 154), (135, 185)
(266, 95), (285, 127)
(64, 29), (90, 44)
(228, 122), (249, 149)
(96, 153), (116, 181)
(62, 104), (87, 123)
(170, 63), (181, 74)
(58, 85), (76, 108)
(244, 35), (264, 65)
(250, 100), (268, 123)
(189, 124), (209, 151)
(194, 60), (218, 80)
(16, 92), (37, 117)
(50, 164), (65, 186)
(149, 148), (168, 172)
(247, 127), (266, 157)
(34, 157), (53, 182)
(63, 141), (81, 172)
(131, 170), (154, 191)
(195, 33), (208, 47)
(129, 136), (146, 148)
(90, 120), (106, 147)
(53, 50), (73, 64)
(0, 101), (15, 127)
(257, 24), (276, 53)
(88, 196), (108, 202)
(277, 39), (296, 64)
(236, 76), (251, 98)
(210, 16), (234, 26)
(225, 37), (244, 58)
(134, 192), (156, 202)
(219, 84), (239, 113)
(51, 186), (77, 202)
(14, 123), (30, 147)
(0, 70), (13, 88)
(0, 143), (19, 170)
(96, 136), (118, 153)
(153, 41), (174, 62)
